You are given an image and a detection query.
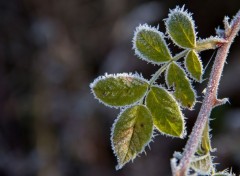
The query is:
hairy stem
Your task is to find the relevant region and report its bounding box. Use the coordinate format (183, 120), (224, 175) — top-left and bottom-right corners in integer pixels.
(174, 10), (240, 176)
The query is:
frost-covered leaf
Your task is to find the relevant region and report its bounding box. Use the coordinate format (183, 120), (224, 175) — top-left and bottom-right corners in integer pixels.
(133, 24), (172, 64)
(166, 6), (196, 49)
(196, 36), (228, 51)
(111, 105), (153, 170)
(166, 62), (196, 108)
(90, 73), (149, 107)
(213, 173), (235, 176)
(185, 50), (203, 82)
(197, 121), (212, 155)
(212, 169), (236, 176)
(146, 86), (185, 138)
(190, 153), (212, 175)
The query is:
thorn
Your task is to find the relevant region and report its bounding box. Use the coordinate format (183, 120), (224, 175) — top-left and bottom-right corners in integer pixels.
(224, 16), (230, 28)
(211, 148), (217, 152)
(213, 98), (229, 107)
(215, 27), (225, 37)
(224, 16), (231, 36)
(202, 88), (206, 95)
(170, 158), (178, 175)
(173, 152), (182, 160)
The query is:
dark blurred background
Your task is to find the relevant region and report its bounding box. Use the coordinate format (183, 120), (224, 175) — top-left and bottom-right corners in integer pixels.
(0, 0), (240, 176)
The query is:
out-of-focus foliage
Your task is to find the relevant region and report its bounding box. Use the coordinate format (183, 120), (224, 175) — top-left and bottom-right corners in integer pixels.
(0, 0), (240, 176)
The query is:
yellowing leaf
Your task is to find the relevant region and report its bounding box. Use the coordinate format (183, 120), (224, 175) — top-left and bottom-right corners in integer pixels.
(133, 24), (172, 64)
(190, 153), (212, 175)
(90, 73), (149, 107)
(197, 120), (212, 155)
(111, 105), (153, 169)
(146, 86), (185, 138)
(196, 36), (228, 52)
(185, 50), (203, 82)
(166, 62), (196, 108)
(166, 6), (196, 49)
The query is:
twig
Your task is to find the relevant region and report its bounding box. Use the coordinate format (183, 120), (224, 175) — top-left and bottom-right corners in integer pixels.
(173, 10), (240, 176)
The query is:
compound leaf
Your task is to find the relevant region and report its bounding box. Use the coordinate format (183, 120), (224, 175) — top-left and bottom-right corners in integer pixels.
(133, 24), (172, 64)
(90, 73), (149, 107)
(146, 86), (185, 138)
(185, 50), (203, 82)
(166, 62), (196, 109)
(166, 6), (196, 49)
(111, 105), (153, 170)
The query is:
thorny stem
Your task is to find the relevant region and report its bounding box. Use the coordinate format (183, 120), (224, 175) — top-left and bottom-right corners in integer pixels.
(173, 10), (240, 176)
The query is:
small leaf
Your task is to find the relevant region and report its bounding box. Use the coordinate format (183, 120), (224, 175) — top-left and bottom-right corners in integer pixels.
(166, 6), (196, 49)
(111, 105), (153, 169)
(190, 153), (212, 175)
(197, 120), (212, 155)
(185, 50), (203, 82)
(133, 24), (172, 64)
(196, 36), (228, 51)
(166, 62), (196, 108)
(90, 73), (149, 107)
(146, 86), (185, 137)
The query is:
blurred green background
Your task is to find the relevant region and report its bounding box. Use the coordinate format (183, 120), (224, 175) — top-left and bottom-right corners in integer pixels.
(0, 0), (240, 175)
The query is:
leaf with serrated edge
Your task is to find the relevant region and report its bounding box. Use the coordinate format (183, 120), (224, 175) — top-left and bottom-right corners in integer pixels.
(166, 6), (196, 49)
(90, 73), (149, 108)
(185, 50), (203, 82)
(111, 105), (153, 170)
(133, 24), (172, 64)
(212, 169), (236, 176)
(146, 86), (185, 138)
(190, 153), (212, 175)
(166, 62), (196, 109)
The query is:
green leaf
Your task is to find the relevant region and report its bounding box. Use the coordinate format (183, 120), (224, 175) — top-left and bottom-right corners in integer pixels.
(111, 105), (153, 169)
(146, 86), (185, 137)
(190, 153), (212, 175)
(185, 50), (203, 82)
(90, 73), (149, 107)
(133, 24), (172, 64)
(166, 62), (196, 108)
(166, 6), (196, 49)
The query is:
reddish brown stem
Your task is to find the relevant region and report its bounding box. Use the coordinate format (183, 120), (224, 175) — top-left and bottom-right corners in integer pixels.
(173, 10), (240, 176)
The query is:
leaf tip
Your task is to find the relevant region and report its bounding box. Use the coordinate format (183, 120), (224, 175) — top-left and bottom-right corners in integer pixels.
(111, 105), (154, 170)
(132, 24), (160, 63)
(166, 5), (196, 49)
(133, 24), (172, 64)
